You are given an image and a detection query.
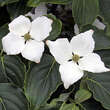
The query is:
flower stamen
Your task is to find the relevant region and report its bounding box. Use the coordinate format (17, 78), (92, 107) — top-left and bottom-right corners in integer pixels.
(72, 54), (80, 63)
(24, 33), (31, 41)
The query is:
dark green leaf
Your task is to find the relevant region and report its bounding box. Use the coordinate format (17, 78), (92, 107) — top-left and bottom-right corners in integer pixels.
(27, 0), (72, 7)
(46, 14), (62, 40)
(39, 92), (71, 110)
(38, 93), (69, 110)
(82, 99), (106, 110)
(93, 30), (110, 50)
(0, 83), (28, 110)
(0, 59), (8, 83)
(0, 7), (10, 26)
(0, 24), (9, 50)
(72, 0), (99, 26)
(2, 55), (26, 88)
(25, 54), (61, 110)
(86, 50), (110, 110)
(7, 0), (32, 20)
(87, 72), (110, 110)
(75, 89), (92, 103)
(39, 105), (60, 110)
(97, 49), (110, 67)
(105, 24), (110, 37)
(0, 0), (19, 6)
(99, 0), (110, 24)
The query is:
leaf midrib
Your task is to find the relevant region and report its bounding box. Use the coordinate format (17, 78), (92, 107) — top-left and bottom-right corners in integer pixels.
(87, 78), (110, 96)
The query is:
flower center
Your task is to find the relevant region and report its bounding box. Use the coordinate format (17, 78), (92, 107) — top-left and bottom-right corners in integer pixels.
(72, 54), (80, 63)
(24, 33), (31, 41)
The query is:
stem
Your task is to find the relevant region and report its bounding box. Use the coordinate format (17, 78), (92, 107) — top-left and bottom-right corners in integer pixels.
(0, 98), (6, 110)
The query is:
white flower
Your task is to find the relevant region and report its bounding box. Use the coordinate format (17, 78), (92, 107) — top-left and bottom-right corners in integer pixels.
(46, 30), (109, 89)
(2, 15), (53, 63)
(92, 19), (105, 30)
(26, 3), (47, 20)
(74, 24), (79, 35)
(74, 19), (106, 35)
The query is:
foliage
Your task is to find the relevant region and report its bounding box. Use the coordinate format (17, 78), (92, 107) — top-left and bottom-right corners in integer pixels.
(0, 0), (110, 110)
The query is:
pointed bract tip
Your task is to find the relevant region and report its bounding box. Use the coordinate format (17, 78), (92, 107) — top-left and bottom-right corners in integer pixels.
(46, 40), (52, 46)
(50, 19), (53, 24)
(64, 83), (70, 89)
(89, 29), (94, 33)
(46, 40), (49, 45)
(36, 60), (40, 64)
(105, 68), (110, 72)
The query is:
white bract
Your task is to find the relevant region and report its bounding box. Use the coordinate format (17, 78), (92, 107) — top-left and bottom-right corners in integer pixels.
(74, 24), (79, 35)
(74, 19), (106, 35)
(2, 15), (53, 63)
(26, 3), (47, 20)
(92, 19), (106, 30)
(46, 30), (109, 89)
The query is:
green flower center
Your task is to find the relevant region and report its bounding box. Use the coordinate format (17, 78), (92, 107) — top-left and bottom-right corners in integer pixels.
(24, 33), (31, 41)
(72, 54), (80, 62)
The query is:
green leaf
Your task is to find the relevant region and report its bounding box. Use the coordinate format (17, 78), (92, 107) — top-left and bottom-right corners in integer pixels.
(82, 99), (106, 110)
(0, 83), (28, 110)
(72, 0), (99, 26)
(2, 55), (26, 88)
(0, 60), (8, 83)
(0, 0), (19, 6)
(25, 54), (61, 110)
(46, 14), (62, 40)
(80, 77), (88, 90)
(0, 7), (10, 26)
(99, 0), (110, 37)
(60, 103), (79, 110)
(39, 105), (60, 110)
(93, 30), (110, 50)
(97, 49), (110, 67)
(105, 24), (110, 37)
(0, 24), (9, 50)
(38, 93), (69, 110)
(75, 89), (92, 103)
(7, 0), (31, 20)
(27, 0), (72, 7)
(87, 72), (110, 110)
(99, 0), (110, 24)
(86, 50), (110, 110)
(40, 92), (71, 110)
(55, 93), (70, 102)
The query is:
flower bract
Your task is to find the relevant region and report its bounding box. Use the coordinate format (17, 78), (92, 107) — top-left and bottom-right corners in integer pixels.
(46, 30), (109, 89)
(2, 15), (53, 63)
